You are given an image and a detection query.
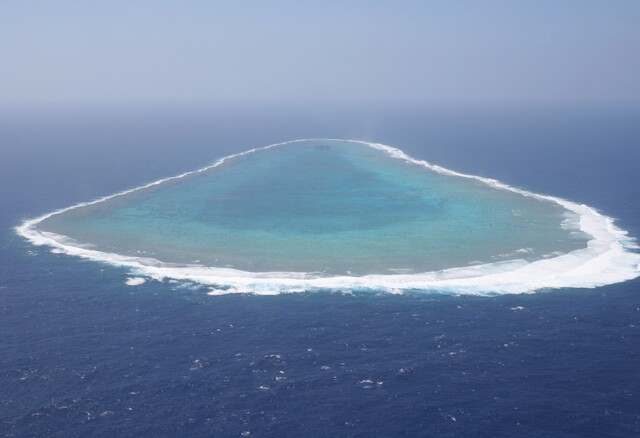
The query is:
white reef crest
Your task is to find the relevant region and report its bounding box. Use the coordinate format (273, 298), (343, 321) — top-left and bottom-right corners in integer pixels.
(16, 139), (640, 296)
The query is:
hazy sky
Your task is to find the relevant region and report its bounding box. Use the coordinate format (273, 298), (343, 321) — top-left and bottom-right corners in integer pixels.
(2, 1), (639, 108)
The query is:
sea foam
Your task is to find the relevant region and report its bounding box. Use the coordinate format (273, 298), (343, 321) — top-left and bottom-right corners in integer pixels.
(16, 139), (640, 296)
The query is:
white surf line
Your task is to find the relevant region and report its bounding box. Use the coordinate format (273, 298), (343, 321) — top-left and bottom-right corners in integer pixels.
(15, 139), (640, 296)
(15, 139), (300, 239)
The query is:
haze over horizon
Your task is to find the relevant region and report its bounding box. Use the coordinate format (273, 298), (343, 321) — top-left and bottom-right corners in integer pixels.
(2, 1), (640, 109)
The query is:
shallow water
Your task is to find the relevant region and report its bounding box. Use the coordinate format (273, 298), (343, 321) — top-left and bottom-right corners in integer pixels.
(37, 139), (585, 276)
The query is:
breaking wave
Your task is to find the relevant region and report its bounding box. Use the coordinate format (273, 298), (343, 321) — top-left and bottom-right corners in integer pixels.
(16, 140), (640, 296)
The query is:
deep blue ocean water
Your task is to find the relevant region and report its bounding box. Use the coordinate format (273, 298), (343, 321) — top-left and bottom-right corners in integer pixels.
(1, 106), (639, 436)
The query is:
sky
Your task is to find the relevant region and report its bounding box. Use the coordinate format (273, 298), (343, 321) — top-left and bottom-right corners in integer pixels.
(1, 1), (640, 109)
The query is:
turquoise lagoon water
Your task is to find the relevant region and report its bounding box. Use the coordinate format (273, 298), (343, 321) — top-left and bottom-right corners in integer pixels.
(35, 140), (588, 276)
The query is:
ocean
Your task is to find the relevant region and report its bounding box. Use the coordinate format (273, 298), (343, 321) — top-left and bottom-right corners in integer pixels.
(1, 106), (639, 436)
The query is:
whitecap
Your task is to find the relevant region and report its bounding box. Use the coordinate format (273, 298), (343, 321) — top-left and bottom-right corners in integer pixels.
(125, 277), (146, 286)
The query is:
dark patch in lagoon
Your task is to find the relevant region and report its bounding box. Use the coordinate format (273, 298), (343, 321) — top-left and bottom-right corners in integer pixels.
(16, 139), (640, 295)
